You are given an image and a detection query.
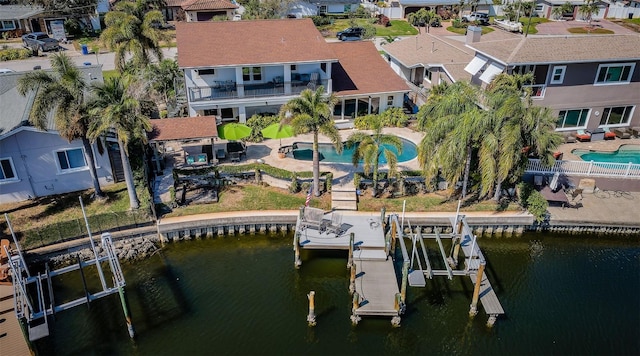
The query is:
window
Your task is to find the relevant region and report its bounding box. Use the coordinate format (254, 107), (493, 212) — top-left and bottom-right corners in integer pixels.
(56, 148), (87, 172)
(599, 106), (634, 126)
(425, 70), (432, 82)
(197, 69), (215, 76)
(557, 109), (589, 129)
(387, 95), (394, 106)
(291, 64), (297, 71)
(595, 63), (634, 85)
(550, 65), (566, 84)
(1, 20), (17, 30)
(242, 67), (262, 81)
(0, 158), (17, 182)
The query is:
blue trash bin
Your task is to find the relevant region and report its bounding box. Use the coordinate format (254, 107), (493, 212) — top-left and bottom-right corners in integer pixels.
(81, 44), (89, 55)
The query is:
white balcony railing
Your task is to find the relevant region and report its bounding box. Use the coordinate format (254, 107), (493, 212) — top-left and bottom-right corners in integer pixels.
(526, 159), (640, 179)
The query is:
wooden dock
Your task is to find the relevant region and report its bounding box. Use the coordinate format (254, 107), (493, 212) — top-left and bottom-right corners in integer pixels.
(0, 285), (31, 356)
(295, 210), (400, 323)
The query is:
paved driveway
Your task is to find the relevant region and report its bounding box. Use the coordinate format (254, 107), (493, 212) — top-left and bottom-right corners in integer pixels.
(533, 19), (636, 35)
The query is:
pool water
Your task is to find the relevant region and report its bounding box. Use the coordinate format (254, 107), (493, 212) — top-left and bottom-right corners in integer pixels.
(292, 137), (418, 163)
(573, 144), (640, 164)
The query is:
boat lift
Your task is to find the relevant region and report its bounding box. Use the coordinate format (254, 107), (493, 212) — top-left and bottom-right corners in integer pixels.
(389, 201), (505, 326)
(3, 197), (134, 341)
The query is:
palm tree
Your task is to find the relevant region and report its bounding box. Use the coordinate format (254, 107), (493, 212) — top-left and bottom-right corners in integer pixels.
(579, 0), (599, 27)
(144, 59), (181, 108)
(17, 53), (105, 199)
(88, 75), (152, 209)
(480, 73), (564, 201)
(345, 115), (402, 197)
(417, 81), (484, 198)
(100, 0), (165, 72)
(280, 86), (340, 197)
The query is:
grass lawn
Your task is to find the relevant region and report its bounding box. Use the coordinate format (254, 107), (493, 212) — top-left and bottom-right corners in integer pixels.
(567, 27), (615, 34)
(0, 182), (133, 232)
(622, 18), (640, 25)
(318, 19), (418, 38)
(446, 25), (494, 35)
(519, 17), (550, 35)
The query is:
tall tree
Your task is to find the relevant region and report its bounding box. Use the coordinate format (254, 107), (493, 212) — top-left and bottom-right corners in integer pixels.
(417, 81), (484, 198)
(144, 59), (181, 107)
(579, 0), (600, 27)
(17, 53), (105, 199)
(280, 86), (341, 197)
(345, 115), (402, 197)
(88, 75), (152, 209)
(481, 73), (564, 201)
(100, 0), (165, 72)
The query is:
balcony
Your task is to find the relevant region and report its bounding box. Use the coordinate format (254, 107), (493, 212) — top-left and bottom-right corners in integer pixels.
(525, 84), (546, 98)
(187, 77), (328, 103)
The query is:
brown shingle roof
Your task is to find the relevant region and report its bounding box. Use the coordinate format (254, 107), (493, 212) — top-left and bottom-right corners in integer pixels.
(176, 19), (337, 68)
(330, 41), (409, 96)
(468, 34), (640, 65)
(148, 116), (218, 142)
(182, 0), (238, 11)
(165, 0), (183, 7)
(383, 33), (474, 82)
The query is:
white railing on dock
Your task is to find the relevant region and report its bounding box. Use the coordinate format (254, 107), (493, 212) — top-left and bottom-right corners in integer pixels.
(526, 159), (640, 179)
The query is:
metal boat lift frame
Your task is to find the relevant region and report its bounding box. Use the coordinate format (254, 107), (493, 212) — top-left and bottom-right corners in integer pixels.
(3, 198), (134, 341)
(389, 205), (505, 327)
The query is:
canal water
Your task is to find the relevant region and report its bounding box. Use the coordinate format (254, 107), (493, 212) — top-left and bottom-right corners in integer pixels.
(33, 233), (639, 355)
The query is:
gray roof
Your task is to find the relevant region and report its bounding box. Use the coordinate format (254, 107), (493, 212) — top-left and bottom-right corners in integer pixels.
(0, 5), (44, 20)
(0, 66), (104, 136)
(467, 34), (640, 65)
(399, 0), (491, 5)
(383, 33), (474, 82)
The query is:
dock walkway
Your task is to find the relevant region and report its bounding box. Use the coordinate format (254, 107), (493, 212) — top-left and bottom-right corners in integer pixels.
(0, 285), (31, 356)
(296, 210), (400, 321)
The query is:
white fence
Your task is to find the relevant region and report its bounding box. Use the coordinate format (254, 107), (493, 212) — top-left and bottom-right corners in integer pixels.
(606, 4), (640, 19)
(526, 159), (640, 179)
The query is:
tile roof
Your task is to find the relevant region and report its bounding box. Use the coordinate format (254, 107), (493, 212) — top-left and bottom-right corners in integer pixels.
(148, 116), (219, 141)
(181, 0), (238, 11)
(467, 34), (640, 65)
(176, 19), (337, 68)
(165, 0), (184, 6)
(330, 41), (409, 96)
(382, 33), (474, 82)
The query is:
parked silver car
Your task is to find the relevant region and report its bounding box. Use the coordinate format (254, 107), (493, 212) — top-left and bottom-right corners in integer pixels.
(22, 32), (60, 52)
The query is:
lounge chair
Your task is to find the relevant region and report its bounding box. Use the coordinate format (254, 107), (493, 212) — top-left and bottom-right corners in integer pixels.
(631, 127), (640, 137)
(301, 207), (325, 231)
(563, 133), (576, 143)
(324, 212), (344, 236)
(613, 128), (631, 139)
(602, 127), (617, 140)
(575, 129), (591, 142)
(229, 152), (241, 163)
(186, 155), (196, 165)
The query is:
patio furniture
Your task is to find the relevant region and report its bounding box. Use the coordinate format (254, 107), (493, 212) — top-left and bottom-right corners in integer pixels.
(197, 154), (208, 163)
(300, 207), (325, 231)
(227, 141), (247, 157)
(613, 128), (631, 139)
(563, 133), (576, 143)
(324, 212), (344, 236)
(590, 128), (605, 141)
(229, 152), (241, 163)
(216, 149), (226, 160)
(602, 127), (617, 140)
(186, 155), (196, 165)
(631, 127), (640, 137)
(575, 129), (591, 142)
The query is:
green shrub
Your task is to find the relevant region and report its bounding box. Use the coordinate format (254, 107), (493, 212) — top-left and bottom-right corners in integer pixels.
(309, 15), (332, 26)
(324, 172), (333, 192)
(354, 114), (378, 129)
(246, 114), (279, 143)
(380, 107), (409, 127)
(353, 173), (361, 188)
(0, 48), (31, 61)
(452, 19), (467, 28)
(526, 190), (548, 223)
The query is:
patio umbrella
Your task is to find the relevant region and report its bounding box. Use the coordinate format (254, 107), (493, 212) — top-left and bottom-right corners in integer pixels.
(261, 123), (294, 147)
(217, 123), (252, 141)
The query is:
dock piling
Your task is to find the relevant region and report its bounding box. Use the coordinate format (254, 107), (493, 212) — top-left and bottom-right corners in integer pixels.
(118, 286), (135, 338)
(349, 263), (356, 294)
(400, 260), (409, 307)
(307, 291), (316, 326)
(469, 262), (486, 317)
(347, 233), (354, 269)
(350, 292), (361, 325)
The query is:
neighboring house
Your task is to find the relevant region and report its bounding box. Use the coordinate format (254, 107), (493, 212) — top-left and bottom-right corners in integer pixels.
(394, 0), (492, 17)
(0, 4), (104, 38)
(163, 0), (238, 22)
(0, 67), (119, 204)
(175, 19), (408, 123)
(464, 34), (640, 133)
(535, 0), (609, 19)
(383, 32), (474, 89)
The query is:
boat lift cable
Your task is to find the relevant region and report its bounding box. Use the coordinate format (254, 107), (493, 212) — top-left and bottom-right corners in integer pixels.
(79, 197), (108, 292)
(5, 213), (30, 278)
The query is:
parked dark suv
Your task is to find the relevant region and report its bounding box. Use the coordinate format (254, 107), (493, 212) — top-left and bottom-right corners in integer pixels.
(337, 27), (364, 40)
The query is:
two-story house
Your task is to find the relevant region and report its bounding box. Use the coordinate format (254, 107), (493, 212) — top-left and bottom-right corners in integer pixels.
(176, 19), (408, 124)
(464, 34), (640, 134)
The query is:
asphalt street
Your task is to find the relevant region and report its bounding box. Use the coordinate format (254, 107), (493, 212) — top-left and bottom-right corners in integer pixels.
(0, 43), (178, 72)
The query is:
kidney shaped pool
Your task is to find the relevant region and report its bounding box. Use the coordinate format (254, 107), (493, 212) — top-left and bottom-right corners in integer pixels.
(292, 137), (418, 164)
(572, 144), (640, 164)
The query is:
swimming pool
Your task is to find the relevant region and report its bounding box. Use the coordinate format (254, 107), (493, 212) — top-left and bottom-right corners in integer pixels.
(572, 145), (640, 164)
(292, 137), (418, 163)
